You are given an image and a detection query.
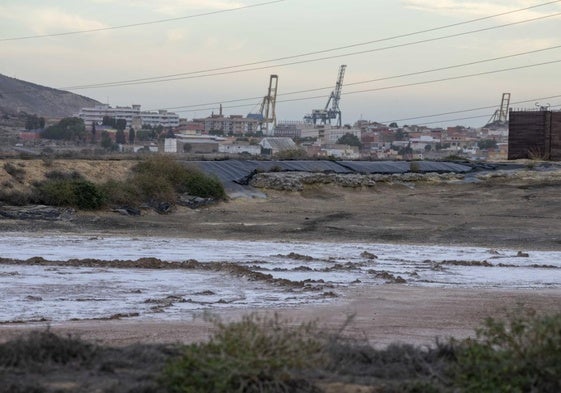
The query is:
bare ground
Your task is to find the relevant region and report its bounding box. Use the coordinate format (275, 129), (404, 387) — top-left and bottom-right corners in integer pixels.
(2, 160), (561, 347)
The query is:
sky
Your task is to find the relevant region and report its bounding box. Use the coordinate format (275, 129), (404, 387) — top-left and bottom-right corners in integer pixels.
(1, 0), (560, 128)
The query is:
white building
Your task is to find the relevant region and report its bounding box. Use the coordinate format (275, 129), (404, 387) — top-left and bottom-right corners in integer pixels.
(77, 104), (180, 128)
(218, 142), (262, 156)
(323, 128), (362, 144)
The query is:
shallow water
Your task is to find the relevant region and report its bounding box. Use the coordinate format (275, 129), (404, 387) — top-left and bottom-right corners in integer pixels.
(1, 234), (560, 323)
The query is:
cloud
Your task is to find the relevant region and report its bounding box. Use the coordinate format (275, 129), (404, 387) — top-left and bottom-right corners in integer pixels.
(0, 5), (107, 35)
(401, 0), (559, 20)
(90, 0), (245, 14)
(166, 28), (189, 42)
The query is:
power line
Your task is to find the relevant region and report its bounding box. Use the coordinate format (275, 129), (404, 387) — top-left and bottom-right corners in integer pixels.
(54, 0), (561, 89)
(155, 44), (561, 111)
(0, 0), (286, 42)
(2, 5), (560, 95)
(169, 59), (561, 114)
(60, 10), (561, 90)
(381, 95), (561, 124)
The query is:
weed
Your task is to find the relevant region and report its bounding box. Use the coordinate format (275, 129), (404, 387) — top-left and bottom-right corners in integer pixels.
(0, 330), (96, 369)
(0, 189), (31, 206)
(33, 178), (105, 209)
(453, 308), (561, 392)
(162, 314), (325, 393)
(3, 162), (26, 182)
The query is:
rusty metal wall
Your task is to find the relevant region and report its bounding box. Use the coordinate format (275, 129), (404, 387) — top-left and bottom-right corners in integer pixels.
(508, 111), (549, 160)
(551, 112), (561, 160)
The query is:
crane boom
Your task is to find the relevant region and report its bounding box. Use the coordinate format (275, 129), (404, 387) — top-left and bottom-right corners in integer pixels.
(304, 65), (347, 128)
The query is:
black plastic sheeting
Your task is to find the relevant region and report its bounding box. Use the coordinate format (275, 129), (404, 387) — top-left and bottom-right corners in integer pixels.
(189, 160), (472, 195)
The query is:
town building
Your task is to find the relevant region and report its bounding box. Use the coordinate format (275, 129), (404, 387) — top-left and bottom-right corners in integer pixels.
(76, 104), (180, 129)
(193, 113), (260, 135)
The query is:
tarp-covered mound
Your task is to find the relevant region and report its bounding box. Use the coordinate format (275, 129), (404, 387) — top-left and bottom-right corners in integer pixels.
(190, 160), (472, 197)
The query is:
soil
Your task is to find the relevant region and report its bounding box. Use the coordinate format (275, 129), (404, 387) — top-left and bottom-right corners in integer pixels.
(2, 160), (561, 391)
(2, 169), (561, 345)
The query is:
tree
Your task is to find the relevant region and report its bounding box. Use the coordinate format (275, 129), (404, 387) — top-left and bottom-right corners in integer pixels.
(395, 129), (408, 141)
(100, 131), (115, 150)
(91, 122), (97, 142)
(478, 139), (498, 150)
(129, 127), (135, 145)
(41, 117), (86, 141)
(102, 116), (116, 127)
(336, 133), (362, 147)
(389, 122), (398, 128)
(25, 114), (45, 130)
(115, 129), (126, 144)
(115, 118), (127, 131)
(425, 144), (432, 152)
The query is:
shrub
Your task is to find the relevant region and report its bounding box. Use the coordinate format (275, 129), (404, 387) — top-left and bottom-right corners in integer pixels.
(133, 156), (226, 201)
(0, 190), (31, 206)
(162, 314), (325, 393)
(182, 170), (226, 199)
(0, 330), (96, 369)
(3, 162), (26, 182)
(34, 178), (105, 210)
(453, 308), (561, 392)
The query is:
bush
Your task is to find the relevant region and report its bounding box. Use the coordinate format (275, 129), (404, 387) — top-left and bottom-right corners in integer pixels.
(3, 162), (26, 182)
(453, 308), (561, 393)
(182, 170), (226, 199)
(0, 330), (96, 369)
(133, 156), (226, 200)
(162, 314), (324, 393)
(0, 190), (31, 206)
(34, 178), (105, 210)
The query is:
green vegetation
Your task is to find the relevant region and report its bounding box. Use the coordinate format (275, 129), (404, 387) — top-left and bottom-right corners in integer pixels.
(0, 309), (560, 392)
(34, 175), (105, 210)
(24, 113), (45, 130)
(453, 308), (561, 393)
(0, 156), (226, 211)
(477, 139), (498, 150)
(3, 162), (26, 182)
(131, 155), (226, 200)
(163, 314), (324, 393)
(41, 117), (86, 141)
(336, 132), (362, 147)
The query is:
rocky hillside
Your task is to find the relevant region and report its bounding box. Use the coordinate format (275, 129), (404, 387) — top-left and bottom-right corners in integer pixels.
(0, 74), (100, 118)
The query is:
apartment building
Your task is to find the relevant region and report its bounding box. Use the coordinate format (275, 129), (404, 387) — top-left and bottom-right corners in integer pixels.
(77, 104), (180, 128)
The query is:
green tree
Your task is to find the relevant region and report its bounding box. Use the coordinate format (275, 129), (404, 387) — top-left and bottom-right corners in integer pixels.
(91, 122), (96, 142)
(336, 133), (362, 147)
(102, 116), (116, 127)
(25, 114), (45, 130)
(41, 117), (86, 141)
(128, 127), (135, 145)
(395, 129), (408, 141)
(478, 139), (498, 150)
(115, 118), (127, 131)
(115, 129), (126, 144)
(100, 131), (115, 150)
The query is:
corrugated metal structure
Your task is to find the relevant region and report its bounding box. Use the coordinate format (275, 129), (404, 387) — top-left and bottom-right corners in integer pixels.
(508, 110), (561, 160)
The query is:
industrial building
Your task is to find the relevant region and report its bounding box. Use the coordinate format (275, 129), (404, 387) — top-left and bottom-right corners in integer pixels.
(508, 109), (561, 160)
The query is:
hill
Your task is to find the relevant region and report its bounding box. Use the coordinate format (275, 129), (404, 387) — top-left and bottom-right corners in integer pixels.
(0, 73), (100, 118)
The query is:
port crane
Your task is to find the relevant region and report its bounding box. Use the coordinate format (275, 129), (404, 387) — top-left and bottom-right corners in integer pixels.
(485, 92), (510, 128)
(248, 74), (278, 134)
(305, 65), (347, 128)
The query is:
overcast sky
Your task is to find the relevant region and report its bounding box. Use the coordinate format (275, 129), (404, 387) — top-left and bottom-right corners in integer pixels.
(1, 0), (560, 127)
